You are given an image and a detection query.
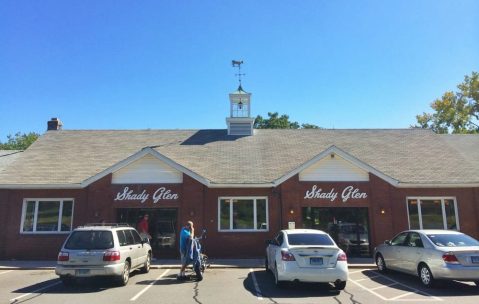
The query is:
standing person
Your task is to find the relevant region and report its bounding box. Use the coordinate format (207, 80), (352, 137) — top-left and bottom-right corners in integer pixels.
(137, 214), (151, 240)
(178, 221), (194, 279)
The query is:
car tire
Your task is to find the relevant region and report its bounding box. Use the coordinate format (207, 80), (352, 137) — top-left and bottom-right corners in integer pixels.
(334, 281), (347, 290)
(60, 276), (75, 287)
(376, 254), (387, 273)
(418, 264), (435, 288)
(274, 264), (286, 288)
(141, 253), (151, 273)
(118, 260), (130, 286)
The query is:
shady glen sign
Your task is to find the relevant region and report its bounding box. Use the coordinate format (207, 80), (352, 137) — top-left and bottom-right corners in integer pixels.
(304, 185), (367, 203)
(114, 186), (179, 204)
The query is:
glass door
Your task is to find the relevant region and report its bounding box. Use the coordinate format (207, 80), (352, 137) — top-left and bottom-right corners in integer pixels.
(302, 207), (371, 257)
(117, 208), (178, 258)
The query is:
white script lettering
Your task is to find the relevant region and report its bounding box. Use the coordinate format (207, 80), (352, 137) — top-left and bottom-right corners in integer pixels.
(114, 186), (179, 204)
(304, 185), (367, 203)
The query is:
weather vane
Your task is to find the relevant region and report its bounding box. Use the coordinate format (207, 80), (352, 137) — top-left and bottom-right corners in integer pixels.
(232, 60), (245, 86)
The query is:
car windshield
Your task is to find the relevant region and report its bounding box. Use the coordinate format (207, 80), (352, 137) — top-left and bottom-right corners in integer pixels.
(287, 233), (335, 246)
(65, 231), (114, 250)
(426, 233), (479, 247)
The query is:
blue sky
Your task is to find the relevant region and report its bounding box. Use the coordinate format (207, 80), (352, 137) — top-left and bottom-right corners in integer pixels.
(1, 1), (478, 141)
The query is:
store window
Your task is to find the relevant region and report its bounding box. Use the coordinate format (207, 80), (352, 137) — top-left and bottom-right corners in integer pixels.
(407, 198), (459, 230)
(21, 199), (74, 233)
(218, 197), (268, 231)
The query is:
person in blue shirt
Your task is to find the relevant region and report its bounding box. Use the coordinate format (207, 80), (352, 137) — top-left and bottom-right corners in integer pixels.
(178, 220), (194, 279)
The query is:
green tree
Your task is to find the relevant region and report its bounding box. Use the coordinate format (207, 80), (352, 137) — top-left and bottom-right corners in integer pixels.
(254, 112), (320, 129)
(0, 132), (40, 150)
(415, 72), (479, 134)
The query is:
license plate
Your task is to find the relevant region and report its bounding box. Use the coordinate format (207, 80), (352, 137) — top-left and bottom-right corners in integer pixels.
(471, 256), (479, 263)
(76, 269), (90, 276)
(310, 257), (323, 265)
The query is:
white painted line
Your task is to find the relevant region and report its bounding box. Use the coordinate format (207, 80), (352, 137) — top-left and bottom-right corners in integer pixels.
(0, 270), (14, 275)
(370, 283), (397, 290)
(355, 275), (379, 282)
(349, 278), (390, 301)
(9, 281), (62, 302)
(390, 291), (414, 300)
(130, 269), (169, 301)
(249, 268), (263, 300)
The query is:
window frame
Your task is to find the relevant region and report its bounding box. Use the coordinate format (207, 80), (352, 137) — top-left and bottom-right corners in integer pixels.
(406, 197), (460, 231)
(20, 198), (75, 234)
(217, 196), (269, 232)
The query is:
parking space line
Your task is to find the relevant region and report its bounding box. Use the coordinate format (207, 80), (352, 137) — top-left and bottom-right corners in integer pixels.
(349, 270), (443, 302)
(0, 270), (14, 275)
(130, 269), (170, 301)
(355, 275), (379, 282)
(9, 281), (62, 302)
(370, 283), (397, 290)
(249, 268), (263, 300)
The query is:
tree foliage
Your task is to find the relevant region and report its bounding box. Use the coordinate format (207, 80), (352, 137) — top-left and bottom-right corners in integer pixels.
(254, 112), (320, 129)
(415, 72), (479, 134)
(0, 132), (40, 150)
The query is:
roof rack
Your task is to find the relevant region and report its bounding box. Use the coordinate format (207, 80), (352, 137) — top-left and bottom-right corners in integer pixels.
(78, 223), (132, 228)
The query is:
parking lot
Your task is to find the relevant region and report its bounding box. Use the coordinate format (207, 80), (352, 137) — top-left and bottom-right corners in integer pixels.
(2, 267), (479, 304)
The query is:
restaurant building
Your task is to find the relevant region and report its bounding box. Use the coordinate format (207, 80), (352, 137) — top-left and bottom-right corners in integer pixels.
(0, 86), (478, 260)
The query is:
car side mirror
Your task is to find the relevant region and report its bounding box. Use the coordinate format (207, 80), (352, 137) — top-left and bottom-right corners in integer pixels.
(384, 240), (391, 245)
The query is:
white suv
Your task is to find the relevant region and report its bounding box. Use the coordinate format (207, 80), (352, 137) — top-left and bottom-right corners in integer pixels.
(55, 224), (152, 286)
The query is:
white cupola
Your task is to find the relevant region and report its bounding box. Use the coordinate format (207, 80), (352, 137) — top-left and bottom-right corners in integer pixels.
(226, 61), (255, 136)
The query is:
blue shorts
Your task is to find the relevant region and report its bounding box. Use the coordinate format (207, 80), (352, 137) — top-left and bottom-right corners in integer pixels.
(180, 252), (187, 266)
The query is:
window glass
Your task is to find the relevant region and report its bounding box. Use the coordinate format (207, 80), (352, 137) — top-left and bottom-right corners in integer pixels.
(420, 200), (444, 229)
(256, 199), (267, 230)
(408, 233), (423, 247)
(444, 199), (457, 230)
(427, 233), (479, 247)
(220, 199), (230, 230)
(131, 230), (143, 244)
(124, 230), (135, 245)
(36, 201), (60, 231)
(117, 230), (127, 246)
(407, 199), (420, 229)
(233, 199), (254, 229)
(287, 233), (335, 246)
(23, 201), (35, 232)
(391, 233), (408, 246)
(65, 231), (114, 250)
(61, 201), (73, 231)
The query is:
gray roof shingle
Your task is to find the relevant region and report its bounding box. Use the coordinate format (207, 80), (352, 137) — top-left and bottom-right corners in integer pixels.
(0, 129), (477, 186)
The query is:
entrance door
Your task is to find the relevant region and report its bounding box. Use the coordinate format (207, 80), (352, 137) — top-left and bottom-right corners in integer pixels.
(302, 207), (371, 257)
(117, 208), (178, 258)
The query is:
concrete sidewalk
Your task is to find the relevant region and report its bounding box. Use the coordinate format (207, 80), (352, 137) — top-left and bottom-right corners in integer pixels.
(0, 258), (375, 270)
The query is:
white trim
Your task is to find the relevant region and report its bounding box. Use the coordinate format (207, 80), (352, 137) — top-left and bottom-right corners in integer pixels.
(406, 197), (459, 230)
(20, 198), (75, 234)
(0, 184), (83, 189)
(396, 183), (479, 188)
(273, 145), (399, 187)
(81, 147), (211, 187)
(218, 196), (269, 232)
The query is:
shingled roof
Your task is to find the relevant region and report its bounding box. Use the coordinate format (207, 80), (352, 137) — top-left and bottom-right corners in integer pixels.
(0, 150), (23, 171)
(0, 129), (478, 188)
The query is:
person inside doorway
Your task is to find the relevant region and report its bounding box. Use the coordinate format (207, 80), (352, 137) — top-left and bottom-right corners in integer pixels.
(137, 214), (151, 240)
(177, 220), (194, 280)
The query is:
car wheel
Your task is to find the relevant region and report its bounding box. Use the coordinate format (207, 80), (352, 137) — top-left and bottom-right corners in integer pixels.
(376, 254), (387, 273)
(60, 276), (75, 286)
(418, 264), (435, 288)
(118, 260), (130, 286)
(141, 253), (151, 273)
(334, 281), (347, 290)
(274, 264), (286, 288)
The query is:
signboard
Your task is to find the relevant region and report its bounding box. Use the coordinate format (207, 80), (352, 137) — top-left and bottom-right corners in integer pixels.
(114, 186), (179, 204)
(288, 222), (296, 229)
(304, 185), (367, 203)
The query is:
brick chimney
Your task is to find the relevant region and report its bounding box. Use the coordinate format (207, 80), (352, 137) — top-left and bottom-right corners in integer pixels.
(47, 118), (63, 131)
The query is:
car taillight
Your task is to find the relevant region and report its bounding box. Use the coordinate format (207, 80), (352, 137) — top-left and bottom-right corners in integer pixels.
(442, 252), (459, 264)
(103, 251), (121, 261)
(58, 251), (69, 262)
(281, 250), (296, 261)
(337, 252), (347, 261)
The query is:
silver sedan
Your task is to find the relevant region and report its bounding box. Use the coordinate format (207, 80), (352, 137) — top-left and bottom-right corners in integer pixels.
(374, 230), (479, 287)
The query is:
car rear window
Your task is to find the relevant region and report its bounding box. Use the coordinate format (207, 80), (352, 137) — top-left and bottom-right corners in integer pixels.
(287, 233), (335, 246)
(65, 231), (114, 250)
(426, 233), (479, 247)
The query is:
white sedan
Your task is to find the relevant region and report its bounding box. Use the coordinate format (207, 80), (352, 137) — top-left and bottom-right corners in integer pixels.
(265, 229), (348, 290)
